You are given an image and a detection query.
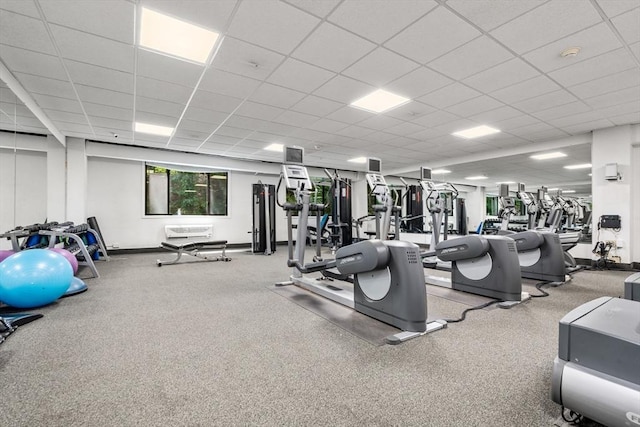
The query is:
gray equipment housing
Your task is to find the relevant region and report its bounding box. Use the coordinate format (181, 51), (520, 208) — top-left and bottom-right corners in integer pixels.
(551, 297), (640, 427)
(508, 230), (566, 282)
(624, 272), (640, 302)
(435, 235), (522, 301)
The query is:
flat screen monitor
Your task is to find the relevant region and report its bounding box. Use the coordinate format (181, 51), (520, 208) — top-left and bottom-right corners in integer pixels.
(421, 167), (432, 180)
(368, 157), (381, 173)
(284, 146), (304, 165)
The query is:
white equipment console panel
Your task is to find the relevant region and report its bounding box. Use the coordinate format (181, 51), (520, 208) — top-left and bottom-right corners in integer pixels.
(282, 164), (312, 190)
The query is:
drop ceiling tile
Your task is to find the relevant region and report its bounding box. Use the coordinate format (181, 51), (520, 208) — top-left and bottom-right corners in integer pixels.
(171, 138), (205, 149)
(596, 0), (639, 18)
(292, 22), (376, 73)
(88, 116), (132, 132)
(249, 83), (306, 109)
(258, 121), (299, 135)
(0, 11), (56, 55)
(0, 45), (67, 81)
(563, 119), (615, 134)
(234, 101), (284, 121)
(609, 111), (640, 125)
(283, 0), (341, 18)
(570, 68), (640, 99)
(365, 131), (400, 143)
(468, 106), (523, 124)
(136, 96), (185, 118)
(358, 115), (405, 131)
(41, 109), (86, 124)
(290, 95), (343, 117)
(492, 114), (544, 131)
(384, 101), (437, 121)
(445, 96), (504, 118)
(136, 49), (203, 87)
(307, 118), (349, 133)
(267, 58), (335, 92)
(0, 102), (36, 118)
(342, 47), (420, 87)
(585, 86), (640, 109)
(49, 24), (134, 73)
(83, 102), (132, 121)
(133, 111), (177, 128)
(490, 0), (602, 54)
(549, 48), (637, 87)
(628, 41), (640, 62)
(178, 119), (220, 134)
(325, 105), (371, 124)
(227, 0), (319, 55)
(31, 94), (83, 114)
(428, 36), (514, 81)
(0, 0), (40, 18)
(336, 124), (374, 139)
(142, 0), (237, 33)
(39, 0), (134, 44)
(410, 110), (460, 127)
(288, 127), (332, 142)
(246, 131), (282, 143)
(14, 73), (75, 99)
(612, 7), (640, 44)
(212, 36), (285, 81)
(523, 23), (623, 73)
(328, 0), (437, 43)
(462, 58), (540, 94)
(313, 75), (375, 104)
(531, 101), (592, 121)
(525, 128), (571, 141)
(385, 7), (481, 64)
(56, 122), (93, 133)
(223, 115), (268, 131)
(76, 85), (133, 109)
(136, 76), (192, 104)
(65, 60), (133, 93)
(406, 127), (447, 140)
(418, 83), (481, 109)
(182, 107), (229, 125)
(199, 68), (262, 99)
(447, 0), (545, 31)
(274, 110), (319, 127)
(384, 121), (425, 137)
(490, 75), (561, 104)
(439, 118), (485, 135)
(386, 67), (453, 99)
(546, 110), (604, 128)
(189, 91), (243, 113)
(592, 99), (640, 117)
(512, 90), (578, 113)
(215, 126), (253, 139)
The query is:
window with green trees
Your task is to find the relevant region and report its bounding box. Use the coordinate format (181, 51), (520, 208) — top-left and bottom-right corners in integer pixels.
(145, 165), (228, 215)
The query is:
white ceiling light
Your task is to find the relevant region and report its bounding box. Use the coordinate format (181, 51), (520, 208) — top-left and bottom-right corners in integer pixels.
(139, 7), (220, 64)
(560, 47), (581, 58)
(562, 190), (576, 193)
(264, 143), (284, 152)
(350, 89), (410, 113)
(465, 175), (488, 180)
(564, 163), (592, 169)
(588, 173), (592, 176)
(530, 152), (567, 160)
(348, 157), (367, 164)
(134, 122), (174, 136)
(452, 125), (500, 139)
(496, 181), (515, 184)
(432, 169), (451, 174)
(547, 188), (559, 191)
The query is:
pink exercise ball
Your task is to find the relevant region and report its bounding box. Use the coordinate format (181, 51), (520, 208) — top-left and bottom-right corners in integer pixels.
(0, 250), (14, 263)
(49, 247), (79, 275)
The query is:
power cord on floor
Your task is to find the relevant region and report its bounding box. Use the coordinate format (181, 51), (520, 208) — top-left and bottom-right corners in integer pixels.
(530, 281), (553, 298)
(561, 406), (583, 425)
(442, 299), (502, 323)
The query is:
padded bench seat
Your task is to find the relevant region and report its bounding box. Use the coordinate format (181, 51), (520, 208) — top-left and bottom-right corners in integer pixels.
(157, 240), (231, 266)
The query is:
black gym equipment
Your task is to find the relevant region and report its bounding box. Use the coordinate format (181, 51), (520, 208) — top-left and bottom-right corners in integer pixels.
(251, 181), (276, 255)
(0, 312), (43, 345)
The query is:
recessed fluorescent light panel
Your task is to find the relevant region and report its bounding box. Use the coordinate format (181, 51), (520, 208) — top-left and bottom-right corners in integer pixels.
(452, 125), (500, 139)
(264, 143), (284, 152)
(134, 122), (174, 136)
(562, 190), (576, 193)
(564, 163), (592, 169)
(465, 175), (488, 180)
(432, 169), (451, 174)
(139, 7), (220, 64)
(530, 152), (567, 160)
(348, 157), (367, 164)
(350, 89), (410, 113)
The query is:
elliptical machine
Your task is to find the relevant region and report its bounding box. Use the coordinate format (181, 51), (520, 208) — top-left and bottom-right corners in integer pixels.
(276, 148), (445, 344)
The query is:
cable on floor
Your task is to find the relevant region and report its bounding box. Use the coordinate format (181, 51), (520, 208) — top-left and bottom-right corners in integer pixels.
(442, 299), (502, 323)
(530, 281), (553, 298)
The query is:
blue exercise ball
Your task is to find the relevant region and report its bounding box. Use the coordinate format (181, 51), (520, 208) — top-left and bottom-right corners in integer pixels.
(0, 249), (73, 309)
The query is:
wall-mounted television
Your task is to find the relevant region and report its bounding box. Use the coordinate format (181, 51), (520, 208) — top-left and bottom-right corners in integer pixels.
(368, 157), (381, 173)
(284, 146), (304, 165)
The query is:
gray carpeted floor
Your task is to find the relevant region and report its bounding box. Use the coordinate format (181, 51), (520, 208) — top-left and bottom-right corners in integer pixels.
(0, 247), (633, 426)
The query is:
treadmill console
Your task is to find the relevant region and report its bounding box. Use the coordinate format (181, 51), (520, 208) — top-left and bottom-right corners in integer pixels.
(366, 173), (388, 195)
(282, 164), (312, 190)
(501, 197), (515, 208)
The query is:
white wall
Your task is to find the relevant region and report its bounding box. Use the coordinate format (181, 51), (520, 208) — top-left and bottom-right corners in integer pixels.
(632, 143), (640, 266)
(0, 146), (47, 250)
(591, 125), (638, 264)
